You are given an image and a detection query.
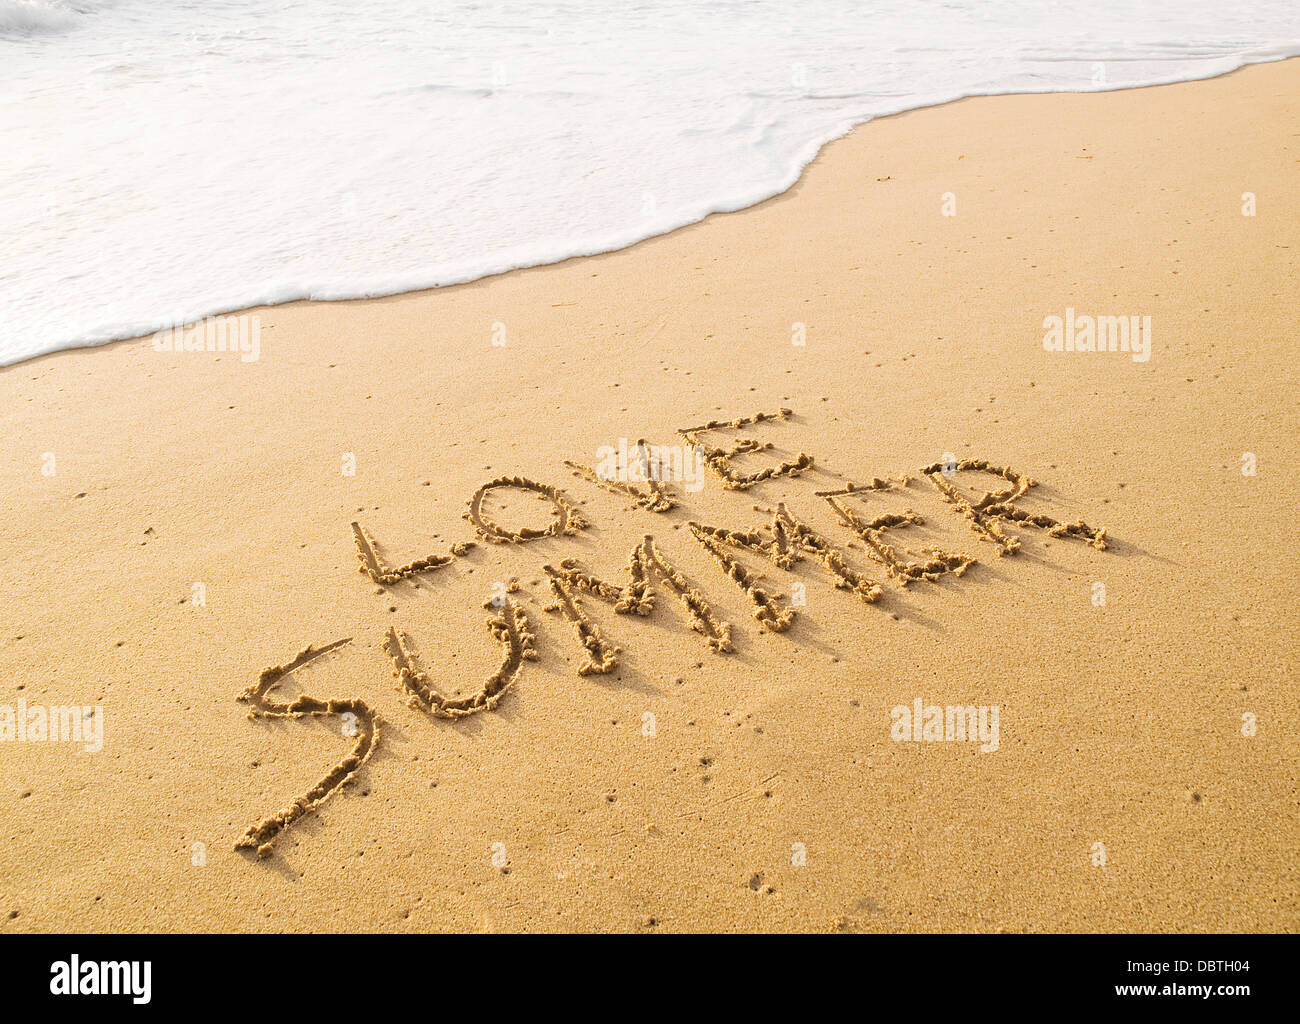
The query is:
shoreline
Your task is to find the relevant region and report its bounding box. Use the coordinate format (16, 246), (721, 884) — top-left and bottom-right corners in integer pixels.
(1, 60), (1297, 933)
(6, 54), (1300, 370)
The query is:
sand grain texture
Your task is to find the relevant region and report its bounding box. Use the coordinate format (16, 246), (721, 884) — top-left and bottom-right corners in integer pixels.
(1, 63), (1297, 932)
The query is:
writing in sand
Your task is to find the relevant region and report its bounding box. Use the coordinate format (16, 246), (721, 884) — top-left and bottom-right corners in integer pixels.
(235, 409), (1110, 858)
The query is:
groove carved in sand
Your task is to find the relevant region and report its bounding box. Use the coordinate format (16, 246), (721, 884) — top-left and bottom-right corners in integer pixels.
(544, 535), (732, 674)
(383, 595), (537, 717)
(921, 459), (1108, 555)
(687, 524), (795, 633)
(689, 502), (881, 629)
(677, 408), (813, 490)
(235, 638), (378, 859)
(817, 485), (974, 586)
(563, 456), (677, 512)
(351, 521), (475, 584)
(542, 565), (621, 675)
(465, 476), (589, 543)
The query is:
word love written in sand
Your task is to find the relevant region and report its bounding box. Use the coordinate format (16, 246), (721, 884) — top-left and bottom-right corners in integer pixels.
(235, 409), (1109, 858)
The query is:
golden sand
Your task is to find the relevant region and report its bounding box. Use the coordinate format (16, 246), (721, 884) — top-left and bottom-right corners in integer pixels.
(0, 61), (1297, 932)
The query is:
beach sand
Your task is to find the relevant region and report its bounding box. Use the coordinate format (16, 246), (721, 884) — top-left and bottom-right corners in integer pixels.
(1, 60), (1296, 933)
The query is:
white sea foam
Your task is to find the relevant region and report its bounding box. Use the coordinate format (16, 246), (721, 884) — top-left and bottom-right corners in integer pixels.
(1, 0), (1298, 365)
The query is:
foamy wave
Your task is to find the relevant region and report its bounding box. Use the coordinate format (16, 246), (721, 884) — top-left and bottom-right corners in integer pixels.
(0, 0), (114, 37)
(0, 0), (75, 36)
(1, 0), (1298, 365)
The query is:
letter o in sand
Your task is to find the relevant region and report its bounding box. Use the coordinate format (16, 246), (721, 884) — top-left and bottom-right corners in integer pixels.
(465, 476), (588, 543)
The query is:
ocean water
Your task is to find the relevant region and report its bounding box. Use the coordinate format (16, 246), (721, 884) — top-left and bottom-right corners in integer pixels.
(2, 0), (1297, 365)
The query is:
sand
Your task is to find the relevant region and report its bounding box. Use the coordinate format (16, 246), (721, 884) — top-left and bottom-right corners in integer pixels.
(0, 61), (1296, 933)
